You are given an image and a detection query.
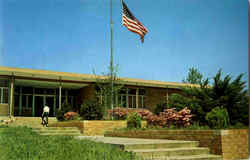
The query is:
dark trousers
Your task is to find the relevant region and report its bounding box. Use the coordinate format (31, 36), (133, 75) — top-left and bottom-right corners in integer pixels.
(42, 112), (49, 127)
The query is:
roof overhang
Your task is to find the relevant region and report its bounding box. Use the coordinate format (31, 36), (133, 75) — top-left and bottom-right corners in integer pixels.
(14, 79), (89, 89)
(0, 66), (199, 89)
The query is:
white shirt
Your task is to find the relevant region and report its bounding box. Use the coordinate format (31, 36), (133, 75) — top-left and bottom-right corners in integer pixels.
(43, 106), (50, 113)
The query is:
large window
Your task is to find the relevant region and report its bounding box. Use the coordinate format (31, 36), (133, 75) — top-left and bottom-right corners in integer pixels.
(0, 79), (9, 104)
(98, 88), (146, 109)
(127, 89), (145, 108)
(0, 87), (8, 104)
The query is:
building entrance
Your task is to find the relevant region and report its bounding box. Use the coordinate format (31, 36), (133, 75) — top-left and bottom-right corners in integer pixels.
(13, 86), (77, 117)
(34, 95), (55, 117)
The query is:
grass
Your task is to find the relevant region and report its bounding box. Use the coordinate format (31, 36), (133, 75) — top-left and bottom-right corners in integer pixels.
(0, 125), (138, 160)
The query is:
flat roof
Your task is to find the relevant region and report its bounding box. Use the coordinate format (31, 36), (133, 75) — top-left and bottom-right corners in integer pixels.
(0, 66), (198, 89)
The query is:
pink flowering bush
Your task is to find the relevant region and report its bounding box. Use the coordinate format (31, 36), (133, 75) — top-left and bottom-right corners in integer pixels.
(64, 112), (80, 120)
(108, 107), (153, 120)
(146, 114), (168, 127)
(147, 107), (193, 128)
(108, 107), (193, 128)
(135, 109), (153, 120)
(108, 107), (128, 120)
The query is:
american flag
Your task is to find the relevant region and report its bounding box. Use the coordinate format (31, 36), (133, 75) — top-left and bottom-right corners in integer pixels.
(122, 1), (148, 43)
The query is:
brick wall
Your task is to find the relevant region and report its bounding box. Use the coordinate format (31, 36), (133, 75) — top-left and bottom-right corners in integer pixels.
(77, 85), (96, 104)
(144, 87), (182, 111)
(105, 129), (249, 160)
(83, 121), (147, 136)
(144, 88), (166, 111)
(50, 120), (147, 136)
(50, 121), (84, 133)
(221, 130), (249, 160)
(83, 120), (127, 136)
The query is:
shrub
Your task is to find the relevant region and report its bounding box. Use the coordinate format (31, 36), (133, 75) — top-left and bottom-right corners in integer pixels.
(229, 122), (248, 129)
(127, 112), (142, 128)
(108, 107), (128, 120)
(56, 103), (74, 121)
(135, 108), (153, 120)
(205, 107), (229, 129)
(163, 107), (193, 127)
(56, 109), (65, 121)
(146, 114), (167, 127)
(108, 107), (153, 120)
(168, 93), (206, 124)
(147, 107), (193, 128)
(154, 102), (167, 115)
(80, 99), (104, 120)
(64, 112), (80, 121)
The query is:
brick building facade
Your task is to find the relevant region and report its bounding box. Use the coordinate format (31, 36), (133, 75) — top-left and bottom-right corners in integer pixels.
(0, 66), (196, 117)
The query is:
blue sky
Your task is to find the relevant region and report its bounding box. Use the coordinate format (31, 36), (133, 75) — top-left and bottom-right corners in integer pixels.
(0, 0), (248, 85)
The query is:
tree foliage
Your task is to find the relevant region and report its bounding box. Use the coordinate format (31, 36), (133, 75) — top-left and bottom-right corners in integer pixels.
(182, 67), (203, 84)
(80, 99), (104, 120)
(169, 68), (248, 127)
(93, 66), (124, 118)
(205, 106), (230, 129)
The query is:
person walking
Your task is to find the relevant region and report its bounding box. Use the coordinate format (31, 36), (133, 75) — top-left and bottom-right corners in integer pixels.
(41, 105), (50, 127)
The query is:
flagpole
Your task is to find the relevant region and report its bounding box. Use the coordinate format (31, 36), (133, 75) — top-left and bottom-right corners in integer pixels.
(110, 0), (114, 117)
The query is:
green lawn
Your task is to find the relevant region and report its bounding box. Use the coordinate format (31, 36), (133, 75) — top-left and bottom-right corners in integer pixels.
(0, 125), (137, 160)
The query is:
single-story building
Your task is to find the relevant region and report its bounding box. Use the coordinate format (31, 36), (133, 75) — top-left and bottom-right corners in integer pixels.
(0, 66), (196, 117)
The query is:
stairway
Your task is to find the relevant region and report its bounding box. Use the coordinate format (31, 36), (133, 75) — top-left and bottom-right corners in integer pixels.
(124, 140), (222, 160)
(5, 117), (82, 136)
(32, 127), (82, 136)
(11, 117), (57, 128)
(77, 136), (222, 160)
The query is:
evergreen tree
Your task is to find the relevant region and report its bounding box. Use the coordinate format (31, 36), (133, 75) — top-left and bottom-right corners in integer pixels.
(170, 68), (248, 127)
(183, 67), (203, 84)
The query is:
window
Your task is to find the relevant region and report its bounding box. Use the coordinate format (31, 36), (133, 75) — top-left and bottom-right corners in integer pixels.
(23, 87), (33, 94)
(0, 87), (8, 104)
(0, 79), (8, 87)
(98, 88), (146, 109)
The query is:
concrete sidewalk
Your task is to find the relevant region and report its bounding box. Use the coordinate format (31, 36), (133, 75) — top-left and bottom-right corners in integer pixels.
(76, 136), (195, 145)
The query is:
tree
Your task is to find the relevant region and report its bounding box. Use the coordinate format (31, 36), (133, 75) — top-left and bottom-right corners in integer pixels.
(210, 70), (248, 125)
(93, 66), (124, 119)
(170, 69), (249, 127)
(183, 67), (203, 84)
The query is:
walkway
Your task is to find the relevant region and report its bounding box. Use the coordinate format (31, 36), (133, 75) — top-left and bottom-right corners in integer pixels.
(76, 136), (194, 145)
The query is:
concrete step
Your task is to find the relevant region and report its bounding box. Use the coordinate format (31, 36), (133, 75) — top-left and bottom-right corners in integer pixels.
(11, 121), (58, 128)
(33, 130), (80, 134)
(128, 147), (210, 157)
(33, 127), (79, 131)
(124, 141), (199, 150)
(40, 133), (82, 136)
(33, 126), (81, 136)
(143, 154), (222, 160)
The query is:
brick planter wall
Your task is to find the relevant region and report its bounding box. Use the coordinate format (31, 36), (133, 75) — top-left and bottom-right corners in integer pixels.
(220, 130), (249, 160)
(50, 120), (147, 136)
(105, 129), (249, 160)
(83, 121), (127, 135)
(49, 121), (84, 133)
